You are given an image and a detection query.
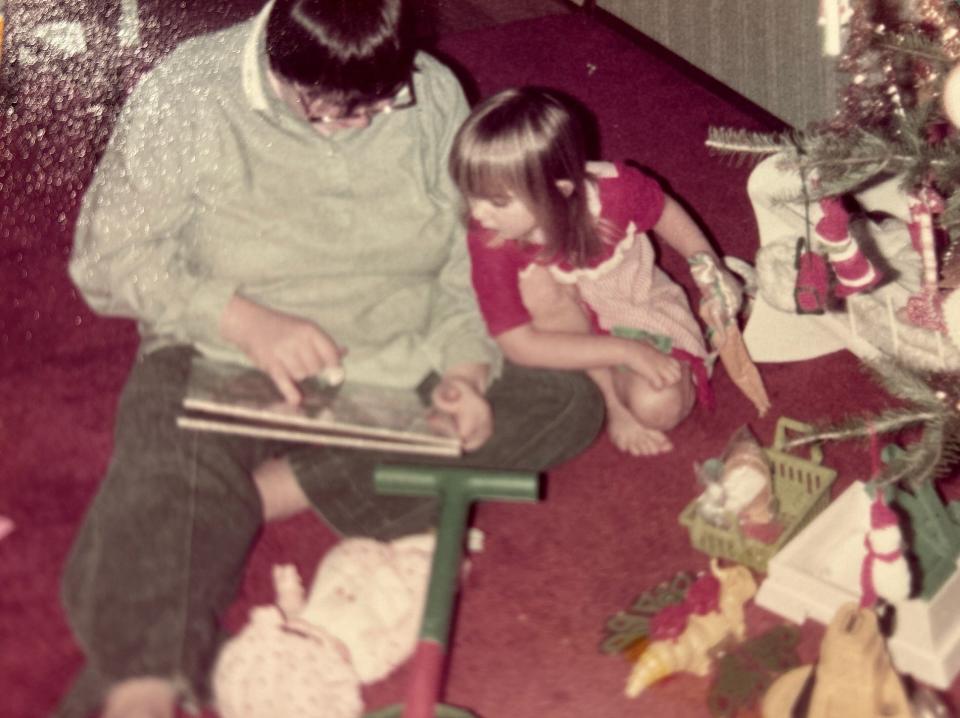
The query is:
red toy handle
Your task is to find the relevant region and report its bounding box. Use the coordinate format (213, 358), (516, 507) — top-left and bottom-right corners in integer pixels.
(402, 641), (445, 718)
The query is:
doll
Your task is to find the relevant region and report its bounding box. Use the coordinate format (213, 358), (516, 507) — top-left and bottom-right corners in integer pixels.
(213, 533), (435, 718)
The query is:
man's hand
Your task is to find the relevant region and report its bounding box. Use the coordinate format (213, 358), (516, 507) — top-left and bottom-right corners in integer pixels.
(220, 294), (344, 404)
(429, 375), (493, 452)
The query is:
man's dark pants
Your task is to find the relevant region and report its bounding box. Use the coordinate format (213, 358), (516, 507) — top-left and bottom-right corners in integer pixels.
(54, 344), (604, 716)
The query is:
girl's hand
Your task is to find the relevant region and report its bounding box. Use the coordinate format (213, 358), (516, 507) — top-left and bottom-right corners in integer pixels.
(688, 252), (743, 342)
(623, 343), (682, 390)
(429, 376), (493, 452)
(220, 294), (344, 405)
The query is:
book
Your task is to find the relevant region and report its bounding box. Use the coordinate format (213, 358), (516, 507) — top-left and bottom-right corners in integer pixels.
(176, 357), (462, 457)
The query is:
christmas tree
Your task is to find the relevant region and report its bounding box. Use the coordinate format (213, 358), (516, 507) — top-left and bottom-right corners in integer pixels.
(708, 0), (960, 229)
(707, 1), (960, 575)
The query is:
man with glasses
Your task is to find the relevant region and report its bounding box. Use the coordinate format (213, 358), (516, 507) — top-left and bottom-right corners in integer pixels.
(58, 1), (604, 716)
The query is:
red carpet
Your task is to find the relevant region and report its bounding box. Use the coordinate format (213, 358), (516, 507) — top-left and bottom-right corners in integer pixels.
(1, 3), (955, 717)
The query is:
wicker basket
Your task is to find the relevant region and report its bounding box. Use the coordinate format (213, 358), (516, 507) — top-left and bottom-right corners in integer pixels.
(679, 417), (837, 573)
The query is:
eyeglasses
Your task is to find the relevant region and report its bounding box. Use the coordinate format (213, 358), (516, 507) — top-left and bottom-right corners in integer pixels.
(293, 81), (417, 125)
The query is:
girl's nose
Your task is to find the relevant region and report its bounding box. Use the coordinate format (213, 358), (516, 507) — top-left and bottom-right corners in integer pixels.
(470, 201), (488, 222)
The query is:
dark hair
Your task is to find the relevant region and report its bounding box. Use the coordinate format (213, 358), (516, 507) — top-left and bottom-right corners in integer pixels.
(449, 87), (607, 267)
(266, 0), (415, 106)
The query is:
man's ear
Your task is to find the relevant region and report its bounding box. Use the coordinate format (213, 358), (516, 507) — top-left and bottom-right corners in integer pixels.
(556, 179), (575, 197)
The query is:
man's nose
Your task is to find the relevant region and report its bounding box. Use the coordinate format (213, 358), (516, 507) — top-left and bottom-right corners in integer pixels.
(345, 114), (372, 129)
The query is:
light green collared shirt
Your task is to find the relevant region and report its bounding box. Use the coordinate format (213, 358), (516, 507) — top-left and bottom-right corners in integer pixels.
(70, 3), (500, 388)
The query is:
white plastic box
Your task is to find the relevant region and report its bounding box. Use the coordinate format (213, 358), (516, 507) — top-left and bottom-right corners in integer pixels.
(755, 481), (960, 689)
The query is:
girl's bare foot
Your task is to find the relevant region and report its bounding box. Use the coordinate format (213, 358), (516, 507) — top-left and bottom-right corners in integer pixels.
(102, 677), (176, 718)
(607, 405), (673, 456)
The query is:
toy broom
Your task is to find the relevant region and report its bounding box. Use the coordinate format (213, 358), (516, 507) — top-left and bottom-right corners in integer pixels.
(712, 323), (771, 417)
(689, 252), (771, 417)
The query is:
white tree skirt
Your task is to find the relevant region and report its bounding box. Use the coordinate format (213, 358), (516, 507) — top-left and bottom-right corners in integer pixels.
(741, 154), (960, 372)
(119, 0), (141, 48)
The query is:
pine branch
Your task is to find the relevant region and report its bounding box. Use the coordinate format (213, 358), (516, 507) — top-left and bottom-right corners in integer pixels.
(704, 127), (797, 163)
(783, 409), (940, 450)
(938, 421), (960, 475)
(864, 359), (941, 409)
(874, 34), (952, 67)
(879, 439), (942, 488)
(787, 357), (960, 488)
(788, 130), (909, 194)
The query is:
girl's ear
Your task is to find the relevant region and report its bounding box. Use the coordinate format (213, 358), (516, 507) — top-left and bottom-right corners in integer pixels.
(556, 179), (575, 197)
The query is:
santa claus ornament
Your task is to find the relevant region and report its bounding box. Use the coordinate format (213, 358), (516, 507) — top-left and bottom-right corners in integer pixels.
(860, 490), (912, 608)
(816, 195), (883, 298)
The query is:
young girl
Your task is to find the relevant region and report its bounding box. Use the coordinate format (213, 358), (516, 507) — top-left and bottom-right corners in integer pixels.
(449, 86), (742, 456)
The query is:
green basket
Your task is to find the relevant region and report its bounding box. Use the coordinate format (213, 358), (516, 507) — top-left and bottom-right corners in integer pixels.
(679, 417), (837, 573)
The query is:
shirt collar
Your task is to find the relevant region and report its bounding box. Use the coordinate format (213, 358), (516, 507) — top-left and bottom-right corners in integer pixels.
(241, 0), (275, 112)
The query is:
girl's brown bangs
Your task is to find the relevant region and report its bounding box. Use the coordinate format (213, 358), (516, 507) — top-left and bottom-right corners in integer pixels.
(452, 125), (526, 195)
(463, 167), (510, 199)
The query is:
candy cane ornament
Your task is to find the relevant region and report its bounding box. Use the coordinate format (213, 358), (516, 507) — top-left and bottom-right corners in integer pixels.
(901, 186), (946, 332)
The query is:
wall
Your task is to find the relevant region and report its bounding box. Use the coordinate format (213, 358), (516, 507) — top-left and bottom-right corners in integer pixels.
(595, 0), (840, 128)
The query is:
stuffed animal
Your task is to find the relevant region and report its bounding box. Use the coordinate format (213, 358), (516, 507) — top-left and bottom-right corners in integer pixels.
(694, 427), (780, 541)
(625, 559), (758, 698)
(212, 533), (435, 718)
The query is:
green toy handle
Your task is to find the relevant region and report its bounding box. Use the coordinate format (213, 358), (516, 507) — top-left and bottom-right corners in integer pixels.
(372, 465), (539, 718)
(374, 466), (538, 645)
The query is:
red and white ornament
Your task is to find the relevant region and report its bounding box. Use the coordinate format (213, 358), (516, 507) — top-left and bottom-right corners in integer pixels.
(860, 493), (912, 608)
(816, 196), (883, 297)
(900, 187), (946, 332)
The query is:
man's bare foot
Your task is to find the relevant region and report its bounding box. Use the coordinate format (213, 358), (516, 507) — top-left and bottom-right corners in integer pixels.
(607, 407), (673, 456)
(102, 677), (176, 718)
